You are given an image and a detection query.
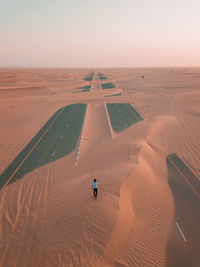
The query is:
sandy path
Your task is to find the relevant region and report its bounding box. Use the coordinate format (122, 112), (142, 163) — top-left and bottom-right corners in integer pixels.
(77, 101), (111, 165)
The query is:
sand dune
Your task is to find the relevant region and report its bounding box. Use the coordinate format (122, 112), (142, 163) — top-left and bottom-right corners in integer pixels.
(97, 117), (175, 267)
(0, 68), (200, 266)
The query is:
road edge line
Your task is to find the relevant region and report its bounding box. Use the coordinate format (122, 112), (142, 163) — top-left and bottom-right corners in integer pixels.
(0, 107), (65, 192)
(130, 103), (144, 120)
(104, 102), (114, 138)
(75, 104), (88, 166)
(167, 156), (200, 199)
(181, 156), (200, 184)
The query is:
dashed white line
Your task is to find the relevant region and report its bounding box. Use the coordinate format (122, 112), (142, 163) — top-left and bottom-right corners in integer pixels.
(175, 221), (187, 242)
(60, 134), (64, 140)
(66, 123), (68, 127)
(52, 151), (56, 157)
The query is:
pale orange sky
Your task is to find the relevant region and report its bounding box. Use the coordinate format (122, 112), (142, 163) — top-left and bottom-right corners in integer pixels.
(0, 0), (200, 67)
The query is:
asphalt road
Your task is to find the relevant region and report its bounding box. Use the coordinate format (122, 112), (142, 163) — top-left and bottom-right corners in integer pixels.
(84, 72), (94, 81)
(0, 103), (87, 190)
(166, 153), (200, 267)
(104, 93), (122, 97)
(98, 73), (107, 80)
(106, 103), (143, 133)
(101, 82), (115, 89)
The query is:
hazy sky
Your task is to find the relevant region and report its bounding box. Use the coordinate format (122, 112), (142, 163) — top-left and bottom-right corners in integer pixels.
(0, 0), (200, 67)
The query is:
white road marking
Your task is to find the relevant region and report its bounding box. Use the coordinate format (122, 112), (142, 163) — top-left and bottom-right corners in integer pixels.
(104, 103), (113, 138)
(175, 222), (187, 242)
(130, 103), (144, 119)
(75, 105), (88, 166)
(60, 134), (64, 140)
(66, 123), (68, 127)
(52, 151), (56, 157)
(70, 115), (72, 119)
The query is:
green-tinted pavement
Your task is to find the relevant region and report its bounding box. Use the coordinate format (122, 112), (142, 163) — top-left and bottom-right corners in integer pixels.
(79, 85), (91, 90)
(106, 103), (143, 133)
(0, 104), (87, 190)
(84, 72), (94, 81)
(166, 154), (200, 267)
(101, 82), (115, 89)
(167, 154), (200, 195)
(104, 93), (122, 97)
(98, 73), (107, 80)
(73, 85), (91, 93)
(81, 89), (90, 92)
(73, 89), (90, 93)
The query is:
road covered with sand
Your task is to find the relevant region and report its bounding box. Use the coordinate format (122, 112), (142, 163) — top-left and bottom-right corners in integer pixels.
(0, 68), (200, 266)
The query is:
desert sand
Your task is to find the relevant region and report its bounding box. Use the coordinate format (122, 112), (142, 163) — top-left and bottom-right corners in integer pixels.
(0, 68), (200, 266)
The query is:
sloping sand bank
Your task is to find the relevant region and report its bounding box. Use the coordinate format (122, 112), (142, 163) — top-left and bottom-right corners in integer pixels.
(97, 117), (175, 267)
(0, 68), (200, 266)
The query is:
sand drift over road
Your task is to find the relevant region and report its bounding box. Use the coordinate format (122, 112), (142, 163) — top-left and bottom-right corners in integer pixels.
(0, 69), (200, 266)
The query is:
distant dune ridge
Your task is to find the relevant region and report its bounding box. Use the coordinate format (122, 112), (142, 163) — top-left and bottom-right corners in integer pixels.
(0, 68), (200, 266)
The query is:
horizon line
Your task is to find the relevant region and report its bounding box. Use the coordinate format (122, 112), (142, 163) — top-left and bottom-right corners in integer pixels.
(1, 66), (200, 69)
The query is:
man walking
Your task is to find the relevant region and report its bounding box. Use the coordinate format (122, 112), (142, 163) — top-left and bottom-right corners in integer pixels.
(92, 179), (98, 198)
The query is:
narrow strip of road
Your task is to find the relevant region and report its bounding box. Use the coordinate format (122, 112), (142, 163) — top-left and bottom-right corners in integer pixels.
(167, 156), (200, 199)
(166, 153), (200, 266)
